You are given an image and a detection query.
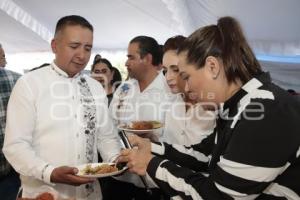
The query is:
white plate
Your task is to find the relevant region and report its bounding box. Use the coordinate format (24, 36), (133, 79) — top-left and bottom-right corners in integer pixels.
(76, 163), (127, 178)
(118, 126), (161, 134)
(117, 122), (163, 134)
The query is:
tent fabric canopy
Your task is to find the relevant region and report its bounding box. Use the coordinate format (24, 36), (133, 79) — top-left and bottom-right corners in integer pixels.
(1, 0), (299, 90)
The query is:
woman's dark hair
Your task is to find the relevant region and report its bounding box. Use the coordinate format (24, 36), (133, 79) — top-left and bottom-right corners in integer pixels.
(178, 16), (262, 84)
(111, 67), (122, 90)
(163, 35), (186, 53)
(91, 58), (113, 71)
(93, 54), (101, 65)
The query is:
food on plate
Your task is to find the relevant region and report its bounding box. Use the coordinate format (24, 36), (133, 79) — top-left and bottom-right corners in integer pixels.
(36, 193), (55, 200)
(124, 121), (162, 130)
(151, 121), (163, 129)
(17, 192), (55, 200)
(131, 121), (153, 130)
(82, 163), (118, 175)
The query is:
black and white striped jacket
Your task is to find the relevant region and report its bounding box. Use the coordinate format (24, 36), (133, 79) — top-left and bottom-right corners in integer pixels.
(147, 72), (300, 200)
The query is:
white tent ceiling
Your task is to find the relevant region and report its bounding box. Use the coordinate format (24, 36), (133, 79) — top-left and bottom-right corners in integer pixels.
(1, 0), (300, 90)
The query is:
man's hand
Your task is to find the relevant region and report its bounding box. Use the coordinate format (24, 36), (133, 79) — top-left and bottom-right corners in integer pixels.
(50, 166), (94, 186)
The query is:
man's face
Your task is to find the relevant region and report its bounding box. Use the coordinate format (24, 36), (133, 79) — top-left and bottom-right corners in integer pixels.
(125, 42), (146, 80)
(51, 25), (93, 77)
(0, 47), (7, 68)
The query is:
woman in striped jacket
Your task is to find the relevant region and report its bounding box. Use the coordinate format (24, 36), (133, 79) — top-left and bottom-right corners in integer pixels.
(119, 16), (300, 200)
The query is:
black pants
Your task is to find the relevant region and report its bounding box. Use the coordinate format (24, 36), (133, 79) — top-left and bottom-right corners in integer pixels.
(100, 177), (169, 200)
(0, 169), (21, 200)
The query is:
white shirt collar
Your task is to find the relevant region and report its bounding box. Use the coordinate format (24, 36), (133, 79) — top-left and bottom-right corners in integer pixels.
(51, 61), (82, 78)
(132, 71), (169, 93)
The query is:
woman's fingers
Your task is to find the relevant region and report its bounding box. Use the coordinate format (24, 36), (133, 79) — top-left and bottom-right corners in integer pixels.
(128, 134), (142, 147)
(118, 148), (133, 163)
(117, 143), (153, 176)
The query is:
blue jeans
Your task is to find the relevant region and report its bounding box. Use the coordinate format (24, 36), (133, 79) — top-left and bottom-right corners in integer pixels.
(0, 170), (21, 200)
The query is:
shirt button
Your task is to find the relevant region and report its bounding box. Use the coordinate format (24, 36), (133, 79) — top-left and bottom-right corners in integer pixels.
(77, 155), (80, 159)
(74, 114), (77, 119)
(76, 133), (79, 137)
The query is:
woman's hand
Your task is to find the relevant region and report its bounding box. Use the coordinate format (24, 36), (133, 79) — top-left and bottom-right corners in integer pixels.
(118, 135), (153, 175)
(135, 131), (159, 142)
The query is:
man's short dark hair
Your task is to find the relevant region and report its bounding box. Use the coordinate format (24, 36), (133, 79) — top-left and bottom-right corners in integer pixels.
(130, 36), (162, 66)
(55, 15), (93, 35)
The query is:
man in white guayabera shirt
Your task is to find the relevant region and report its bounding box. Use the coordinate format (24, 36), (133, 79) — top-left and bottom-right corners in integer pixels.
(108, 36), (174, 200)
(3, 15), (122, 199)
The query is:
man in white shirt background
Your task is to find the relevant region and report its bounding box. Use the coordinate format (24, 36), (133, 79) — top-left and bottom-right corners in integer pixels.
(3, 15), (121, 199)
(106, 36), (173, 200)
(110, 36), (173, 131)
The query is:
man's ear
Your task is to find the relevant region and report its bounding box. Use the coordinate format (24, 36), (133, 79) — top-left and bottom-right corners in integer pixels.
(111, 69), (115, 79)
(143, 53), (153, 65)
(51, 39), (57, 53)
(205, 56), (221, 80)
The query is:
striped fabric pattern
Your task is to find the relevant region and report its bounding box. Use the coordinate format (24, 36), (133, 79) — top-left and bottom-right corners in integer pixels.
(147, 73), (300, 200)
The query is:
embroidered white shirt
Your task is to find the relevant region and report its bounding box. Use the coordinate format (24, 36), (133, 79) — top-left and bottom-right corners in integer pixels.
(3, 63), (122, 199)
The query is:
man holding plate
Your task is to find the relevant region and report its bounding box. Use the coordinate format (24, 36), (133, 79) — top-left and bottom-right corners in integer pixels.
(3, 15), (122, 199)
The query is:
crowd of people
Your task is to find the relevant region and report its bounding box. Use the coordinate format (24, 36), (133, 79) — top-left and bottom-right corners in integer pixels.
(0, 14), (300, 200)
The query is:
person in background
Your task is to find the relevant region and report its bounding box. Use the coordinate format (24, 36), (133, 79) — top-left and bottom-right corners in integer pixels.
(119, 16), (300, 199)
(162, 35), (216, 146)
(91, 58), (123, 200)
(91, 58), (122, 105)
(0, 43), (7, 68)
(110, 36), (173, 134)
(3, 15), (121, 199)
(107, 36), (173, 200)
(0, 48), (21, 200)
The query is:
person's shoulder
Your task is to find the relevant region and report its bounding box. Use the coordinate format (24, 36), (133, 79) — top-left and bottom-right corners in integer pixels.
(248, 82), (300, 126)
(262, 82), (299, 106)
(19, 66), (49, 83)
(24, 65), (50, 76)
(0, 68), (21, 84)
(0, 68), (20, 77)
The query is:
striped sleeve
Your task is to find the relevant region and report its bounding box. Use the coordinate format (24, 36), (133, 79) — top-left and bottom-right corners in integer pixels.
(151, 132), (215, 172)
(147, 156), (233, 199)
(146, 155), (290, 199)
(147, 101), (300, 199)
